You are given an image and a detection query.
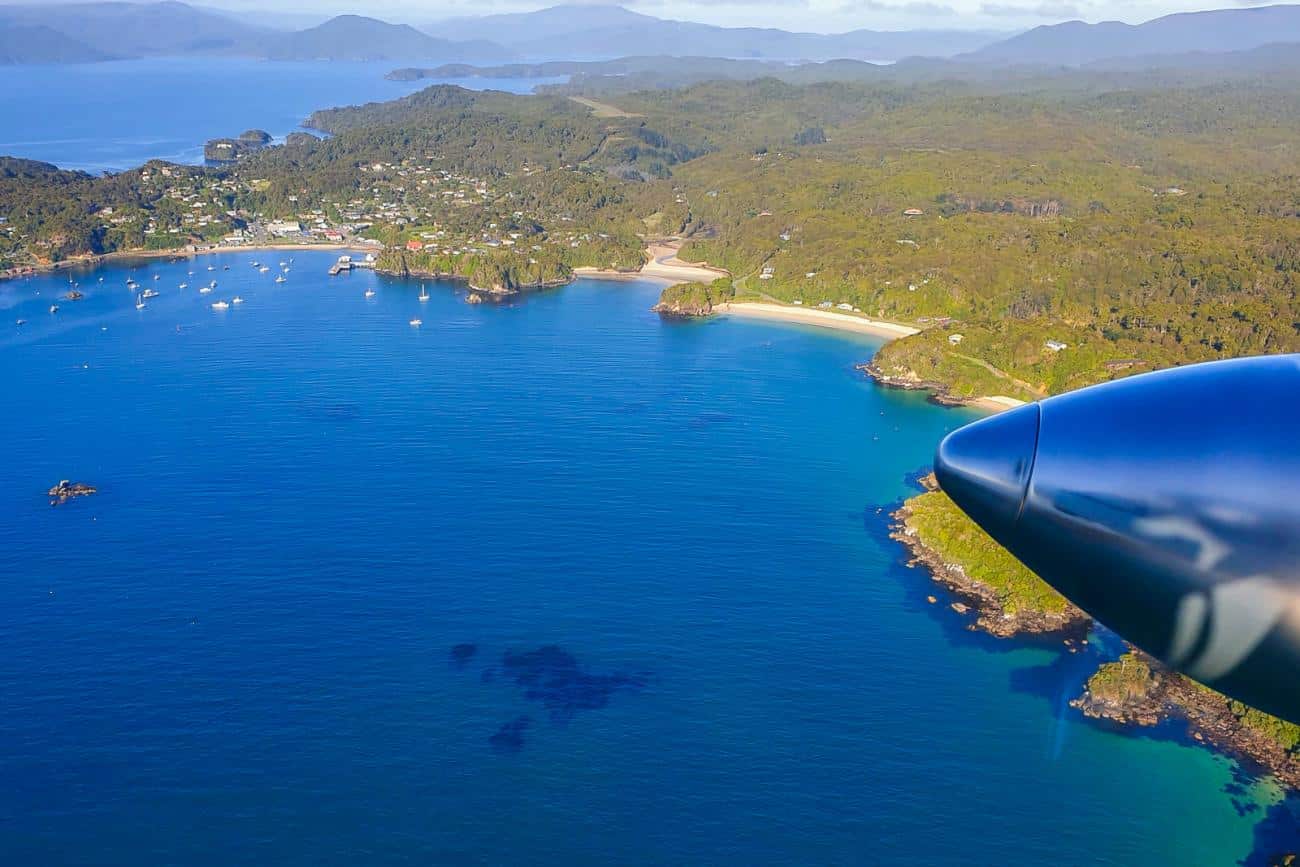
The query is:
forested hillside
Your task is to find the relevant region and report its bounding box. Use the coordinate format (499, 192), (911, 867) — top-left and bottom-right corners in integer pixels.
(3, 73), (1298, 395)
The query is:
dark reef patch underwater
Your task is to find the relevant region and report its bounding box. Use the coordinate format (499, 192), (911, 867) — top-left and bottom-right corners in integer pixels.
(455, 644), (649, 751)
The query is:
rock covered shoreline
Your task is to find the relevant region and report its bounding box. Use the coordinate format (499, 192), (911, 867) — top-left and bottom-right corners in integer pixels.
(858, 360), (986, 408)
(890, 497), (1091, 639)
(892, 482), (1300, 796)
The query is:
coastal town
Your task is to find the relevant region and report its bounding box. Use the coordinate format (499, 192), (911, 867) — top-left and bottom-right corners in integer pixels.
(0, 153), (648, 286)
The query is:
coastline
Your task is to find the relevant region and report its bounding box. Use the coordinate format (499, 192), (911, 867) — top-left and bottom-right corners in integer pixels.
(574, 239), (730, 285)
(890, 491), (1091, 639)
(893, 482), (1300, 794)
(1, 243), (365, 284)
(859, 358), (1029, 413)
(715, 301), (920, 340)
(1073, 652), (1300, 792)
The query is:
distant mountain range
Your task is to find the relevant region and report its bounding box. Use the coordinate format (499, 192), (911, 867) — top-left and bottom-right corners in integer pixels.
(0, 1), (512, 64)
(960, 3), (1300, 65)
(5, 1), (1300, 69)
(260, 14), (507, 63)
(428, 4), (1003, 62)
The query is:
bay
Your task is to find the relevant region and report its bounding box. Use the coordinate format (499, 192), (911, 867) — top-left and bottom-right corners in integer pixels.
(0, 251), (1292, 864)
(0, 59), (558, 172)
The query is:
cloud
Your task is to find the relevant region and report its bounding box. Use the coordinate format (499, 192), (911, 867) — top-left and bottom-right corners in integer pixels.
(839, 0), (957, 14)
(979, 1), (1081, 17)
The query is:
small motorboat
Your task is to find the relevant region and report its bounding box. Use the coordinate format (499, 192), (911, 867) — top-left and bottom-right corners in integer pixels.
(135, 294), (146, 310)
(211, 300), (230, 310)
(141, 289), (159, 299)
(232, 296), (244, 305)
(364, 289), (376, 298)
(179, 283), (188, 290)
(49, 305), (59, 314)
(199, 285), (213, 295)
(274, 275), (286, 284)
(409, 318), (422, 327)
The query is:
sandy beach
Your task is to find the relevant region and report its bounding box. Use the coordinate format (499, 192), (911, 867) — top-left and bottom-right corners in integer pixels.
(574, 240), (729, 285)
(715, 302), (920, 340)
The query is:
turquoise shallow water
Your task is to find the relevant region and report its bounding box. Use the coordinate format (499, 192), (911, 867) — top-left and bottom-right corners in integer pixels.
(0, 251), (1294, 864)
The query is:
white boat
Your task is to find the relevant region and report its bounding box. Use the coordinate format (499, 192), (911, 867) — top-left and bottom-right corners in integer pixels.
(152, 274), (160, 281)
(49, 305), (58, 314)
(135, 294), (146, 310)
(364, 289), (376, 298)
(279, 261), (287, 267)
(16, 319), (26, 326)
(259, 266), (271, 273)
(179, 283), (188, 289)
(211, 300), (230, 310)
(141, 289), (159, 299)
(207, 265), (215, 271)
(251, 261), (260, 268)
(275, 275), (286, 284)
(409, 318), (422, 327)
(232, 296), (244, 305)
(188, 270), (195, 276)
(199, 285), (213, 295)
(418, 284), (430, 302)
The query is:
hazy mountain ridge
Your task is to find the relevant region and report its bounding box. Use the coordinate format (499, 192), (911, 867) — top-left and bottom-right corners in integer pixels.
(426, 4), (1003, 61)
(962, 3), (1300, 65)
(0, 1), (511, 64)
(0, 24), (119, 64)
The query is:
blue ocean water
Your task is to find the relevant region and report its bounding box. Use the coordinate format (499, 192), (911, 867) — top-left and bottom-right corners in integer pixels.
(0, 252), (1294, 863)
(0, 59), (559, 172)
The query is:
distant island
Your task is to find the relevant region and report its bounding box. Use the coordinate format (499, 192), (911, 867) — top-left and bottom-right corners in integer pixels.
(203, 130), (273, 164)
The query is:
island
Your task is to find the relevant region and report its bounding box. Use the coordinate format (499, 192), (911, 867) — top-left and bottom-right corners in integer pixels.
(203, 129), (273, 164)
(651, 278), (734, 318)
(47, 479), (96, 505)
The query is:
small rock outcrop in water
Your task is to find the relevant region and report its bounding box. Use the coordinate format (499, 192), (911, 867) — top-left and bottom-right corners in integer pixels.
(48, 480), (96, 505)
(652, 278), (733, 318)
(466, 293), (484, 305)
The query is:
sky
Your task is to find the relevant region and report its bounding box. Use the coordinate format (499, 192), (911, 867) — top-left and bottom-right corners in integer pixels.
(3, 0), (1289, 33)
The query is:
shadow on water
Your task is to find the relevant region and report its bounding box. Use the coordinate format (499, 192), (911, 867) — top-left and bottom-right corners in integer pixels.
(453, 644), (649, 752)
